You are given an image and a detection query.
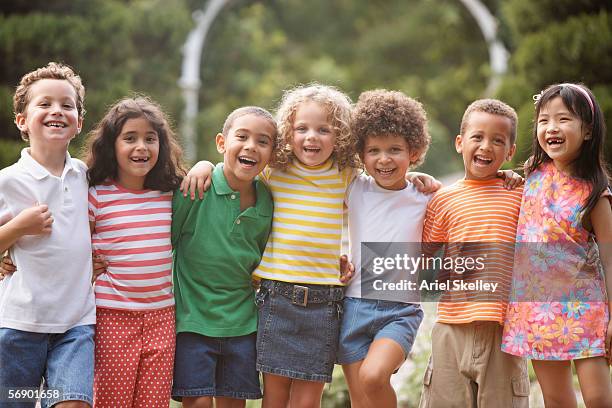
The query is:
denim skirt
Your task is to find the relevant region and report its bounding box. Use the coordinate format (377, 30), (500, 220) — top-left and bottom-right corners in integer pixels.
(255, 279), (343, 383)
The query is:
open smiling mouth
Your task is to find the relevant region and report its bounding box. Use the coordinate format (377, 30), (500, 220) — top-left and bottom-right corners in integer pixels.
(376, 168), (395, 175)
(304, 147), (321, 153)
(546, 137), (564, 145)
(45, 121), (66, 128)
(238, 156), (257, 166)
(130, 157), (150, 163)
(474, 155), (493, 165)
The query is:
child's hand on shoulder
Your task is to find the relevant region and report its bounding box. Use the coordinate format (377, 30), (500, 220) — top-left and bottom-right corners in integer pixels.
(13, 203), (53, 235)
(407, 172), (442, 194)
(91, 253), (108, 284)
(497, 170), (524, 190)
(0, 254), (16, 281)
(339, 254), (354, 284)
(180, 161), (215, 200)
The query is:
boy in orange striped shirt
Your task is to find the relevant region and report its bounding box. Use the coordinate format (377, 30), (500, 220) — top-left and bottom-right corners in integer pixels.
(419, 99), (529, 408)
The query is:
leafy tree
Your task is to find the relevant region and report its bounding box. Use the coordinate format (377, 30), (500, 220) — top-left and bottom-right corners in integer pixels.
(497, 0), (612, 167)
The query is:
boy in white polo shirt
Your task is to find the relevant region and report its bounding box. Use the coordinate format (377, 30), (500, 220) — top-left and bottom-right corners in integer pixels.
(0, 62), (96, 408)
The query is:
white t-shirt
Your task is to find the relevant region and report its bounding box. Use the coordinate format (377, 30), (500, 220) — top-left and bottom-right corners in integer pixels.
(0, 149), (95, 333)
(345, 173), (431, 299)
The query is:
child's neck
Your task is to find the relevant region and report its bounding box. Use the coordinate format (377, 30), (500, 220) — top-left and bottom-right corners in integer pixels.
(551, 159), (576, 176)
(28, 145), (67, 177)
(116, 173), (146, 191)
(224, 177), (256, 211)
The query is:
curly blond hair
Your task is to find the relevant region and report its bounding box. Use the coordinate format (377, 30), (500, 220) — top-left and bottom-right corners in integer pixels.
(353, 89), (430, 169)
(13, 62), (85, 142)
(273, 83), (359, 170)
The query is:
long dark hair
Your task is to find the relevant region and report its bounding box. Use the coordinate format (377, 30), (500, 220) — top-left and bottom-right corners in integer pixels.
(83, 96), (185, 191)
(528, 83), (609, 217)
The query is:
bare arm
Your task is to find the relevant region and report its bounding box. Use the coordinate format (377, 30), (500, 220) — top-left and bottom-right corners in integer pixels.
(0, 204), (53, 253)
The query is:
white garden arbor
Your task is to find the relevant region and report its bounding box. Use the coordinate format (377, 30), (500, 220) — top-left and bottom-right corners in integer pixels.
(179, 0), (508, 163)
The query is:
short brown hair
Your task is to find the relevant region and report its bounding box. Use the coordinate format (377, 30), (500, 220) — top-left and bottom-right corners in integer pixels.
(460, 99), (517, 144)
(353, 89), (430, 168)
(13, 62), (85, 141)
(222, 106), (280, 165)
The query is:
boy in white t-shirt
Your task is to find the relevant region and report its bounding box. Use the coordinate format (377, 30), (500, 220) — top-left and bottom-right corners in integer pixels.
(338, 89), (431, 408)
(0, 63), (96, 408)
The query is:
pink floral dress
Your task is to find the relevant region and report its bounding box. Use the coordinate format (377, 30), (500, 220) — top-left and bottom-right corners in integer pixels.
(501, 161), (610, 360)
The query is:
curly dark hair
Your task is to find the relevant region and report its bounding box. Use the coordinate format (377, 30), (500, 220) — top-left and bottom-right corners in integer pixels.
(353, 89), (430, 168)
(460, 99), (518, 145)
(13, 62), (86, 141)
(83, 96), (185, 191)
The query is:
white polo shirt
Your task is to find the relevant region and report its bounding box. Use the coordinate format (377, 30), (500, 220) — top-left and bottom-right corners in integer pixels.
(0, 148), (95, 333)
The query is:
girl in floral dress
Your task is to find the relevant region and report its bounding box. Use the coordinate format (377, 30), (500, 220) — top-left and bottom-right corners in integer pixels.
(502, 83), (612, 407)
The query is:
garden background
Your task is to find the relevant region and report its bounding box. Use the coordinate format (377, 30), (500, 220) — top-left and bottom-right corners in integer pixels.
(1, 1), (610, 406)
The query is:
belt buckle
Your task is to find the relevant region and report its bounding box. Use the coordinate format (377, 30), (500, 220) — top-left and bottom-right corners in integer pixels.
(292, 285), (309, 307)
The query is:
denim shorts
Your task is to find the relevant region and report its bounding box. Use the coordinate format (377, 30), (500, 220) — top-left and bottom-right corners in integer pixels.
(337, 297), (424, 365)
(172, 332), (261, 400)
(0, 324), (95, 408)
(255, 279), (344, 383)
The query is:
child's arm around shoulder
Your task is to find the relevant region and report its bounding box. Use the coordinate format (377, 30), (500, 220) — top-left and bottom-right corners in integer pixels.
(591, 190), (612, 364)
(0, 202), (53, 253)
(180, 160), (215, 200)
(171, 184), (205, 248)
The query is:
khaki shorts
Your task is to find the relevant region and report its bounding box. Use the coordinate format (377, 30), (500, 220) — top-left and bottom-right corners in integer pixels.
(419, 322), (529, 408)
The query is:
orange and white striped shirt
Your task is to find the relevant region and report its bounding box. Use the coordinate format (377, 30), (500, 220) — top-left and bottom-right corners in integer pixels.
(88, 182), (174, 310)
(423, 178), (522, 324)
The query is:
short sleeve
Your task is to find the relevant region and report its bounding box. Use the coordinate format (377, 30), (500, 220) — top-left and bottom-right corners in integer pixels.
(88, 186), (98, 222)
(0, 195), (13, 227)
(0, 174), (14, 227)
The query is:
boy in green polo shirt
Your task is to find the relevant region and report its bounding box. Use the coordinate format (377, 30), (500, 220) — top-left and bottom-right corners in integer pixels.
(171, 106), (277, 405)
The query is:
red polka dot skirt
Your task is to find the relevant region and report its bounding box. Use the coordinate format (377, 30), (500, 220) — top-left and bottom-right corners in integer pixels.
(93, 306), (175, 408)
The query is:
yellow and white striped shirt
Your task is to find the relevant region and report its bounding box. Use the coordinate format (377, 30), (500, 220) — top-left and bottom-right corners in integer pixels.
(253, 159), (354, 284)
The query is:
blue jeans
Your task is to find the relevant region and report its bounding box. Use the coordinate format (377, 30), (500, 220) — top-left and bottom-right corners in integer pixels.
(337, 297), (423, 364)
(172, 332), (261, 400)
(0, 325), (95, 408)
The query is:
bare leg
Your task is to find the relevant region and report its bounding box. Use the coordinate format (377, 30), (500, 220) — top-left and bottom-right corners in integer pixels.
(288, 379), (325, 408)
(358, 338), (405, 408)
(575, 357), (612, 408)
(262, 373), (291, 408)
(342, 360), (369, 408)
(532, 360), (577, 408)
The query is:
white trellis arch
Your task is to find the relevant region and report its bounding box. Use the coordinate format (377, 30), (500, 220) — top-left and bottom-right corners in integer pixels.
(179, 0), (508, 162)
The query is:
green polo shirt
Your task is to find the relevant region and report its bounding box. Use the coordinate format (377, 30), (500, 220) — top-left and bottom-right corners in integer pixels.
(172, 164), (273, 337)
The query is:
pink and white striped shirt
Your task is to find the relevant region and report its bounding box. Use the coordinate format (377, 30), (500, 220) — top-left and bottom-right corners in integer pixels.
(88, 182), (174, 310)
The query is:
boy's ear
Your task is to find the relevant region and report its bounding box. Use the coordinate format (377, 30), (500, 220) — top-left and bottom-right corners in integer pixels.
(76, 117), (83, 135)
(215, 133), (226, 154)
(14, 113), (27, 132)
(454, 135), (463, 154)
(506, 144), (517, 161)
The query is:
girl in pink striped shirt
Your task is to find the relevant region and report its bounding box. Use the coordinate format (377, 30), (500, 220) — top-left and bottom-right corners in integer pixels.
(84, 96), (185, 408)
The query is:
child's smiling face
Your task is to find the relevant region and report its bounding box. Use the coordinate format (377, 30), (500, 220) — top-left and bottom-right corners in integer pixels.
(114, 117), (160, 190)
(217, 113), (275, 190)
(362, 134), (418, 190)
(536, 96), (590, 173)
(456, 111), (515, 181)
(15, 79), (82, 148)
(291, 101), (336, 167)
